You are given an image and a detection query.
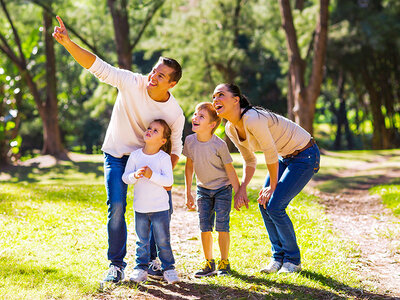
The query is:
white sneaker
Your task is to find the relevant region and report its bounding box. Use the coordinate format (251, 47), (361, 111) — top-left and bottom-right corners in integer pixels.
(278, 262), (302, 273)
(148, 259), (163, 279)
(260, 259), (283, 273)
(163, 269), (180, 284)
(130, 269), (148, 283)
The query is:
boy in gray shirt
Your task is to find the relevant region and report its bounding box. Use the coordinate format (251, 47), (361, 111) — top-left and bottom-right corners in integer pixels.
(183, 102), (240, 277)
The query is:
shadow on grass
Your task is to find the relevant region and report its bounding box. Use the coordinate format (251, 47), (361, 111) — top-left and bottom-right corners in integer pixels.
(0, 160), (103, 183)
(322, 150), (400, 163)
(230, 270), (394, 299)
(317, 174), (397, 194)
(108, 269), (393, 300)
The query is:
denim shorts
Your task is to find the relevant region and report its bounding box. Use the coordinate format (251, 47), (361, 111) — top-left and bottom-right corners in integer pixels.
(196, 185), (232, 232)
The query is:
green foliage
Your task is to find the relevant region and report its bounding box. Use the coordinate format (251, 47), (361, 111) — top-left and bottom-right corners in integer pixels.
(143, 0), (286, 116)
(325, 0), (400, 149)
(1, 0), (399, 159)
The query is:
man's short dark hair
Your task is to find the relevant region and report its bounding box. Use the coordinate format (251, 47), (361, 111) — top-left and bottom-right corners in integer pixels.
(158, 57), (182, 83)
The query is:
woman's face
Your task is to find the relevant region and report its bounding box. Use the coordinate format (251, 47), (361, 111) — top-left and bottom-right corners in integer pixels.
(212, 85), (239, 119)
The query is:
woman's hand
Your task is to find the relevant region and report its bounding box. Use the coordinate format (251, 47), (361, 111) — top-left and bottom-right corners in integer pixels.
(257, 186), (275, 209)
(233, 184), (249, 211)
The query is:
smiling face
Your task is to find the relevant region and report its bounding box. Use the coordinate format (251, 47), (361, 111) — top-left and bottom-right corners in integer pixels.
(144, 121), (167, 149)
(212, 84), (239, 119)
(191, 108), (216, 134)
(147, 62), (177, 94)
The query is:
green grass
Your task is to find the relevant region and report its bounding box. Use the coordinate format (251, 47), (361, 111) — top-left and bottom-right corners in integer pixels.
(1, 151), (398, 299)
(314, 149), (400, 193)
(0, 184), (132, 299)
(370, 178), (400, 217)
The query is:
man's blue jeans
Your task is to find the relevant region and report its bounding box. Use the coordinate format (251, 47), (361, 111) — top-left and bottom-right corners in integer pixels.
(135, 210), (175, 271)
(104, 153), (129, 269)
(259, 144), (320, 265)
(104, 152), (173, 269)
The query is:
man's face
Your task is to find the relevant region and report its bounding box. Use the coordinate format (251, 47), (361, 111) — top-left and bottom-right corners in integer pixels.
(147, 62), (176, 93)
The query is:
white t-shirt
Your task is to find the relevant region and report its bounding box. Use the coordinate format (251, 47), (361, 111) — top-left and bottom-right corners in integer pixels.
(122, 149), (173, 213)
(88, 57), (185, 158)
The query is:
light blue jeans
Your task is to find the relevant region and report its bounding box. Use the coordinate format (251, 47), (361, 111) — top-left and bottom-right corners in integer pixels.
(104, 153), (173, 269)
(135, 210), (175, 271)
(259, 143), (320, 265)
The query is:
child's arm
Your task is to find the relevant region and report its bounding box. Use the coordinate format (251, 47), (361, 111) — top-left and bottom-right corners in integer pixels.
(185, 157), (196, 210)
(224, 162), (248, 211)
(144, 155), (174, 187)
(122, 153), (139, 184)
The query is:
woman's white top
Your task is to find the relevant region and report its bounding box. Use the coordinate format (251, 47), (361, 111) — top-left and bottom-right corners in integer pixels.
(225, 109), (311, 167)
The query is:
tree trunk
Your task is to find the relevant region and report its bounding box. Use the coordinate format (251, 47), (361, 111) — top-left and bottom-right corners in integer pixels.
(107, 0), (165, 70)
(333, 70), (353, 149)
(42, 8), (64, 156)
(0, 0), (66, 158)
(107, 0), (132, 70)
(333, 71), (345, 150)
(279, 0), (329, 135)
(361, 65), (390, 149)
(287, 74), (295, 121)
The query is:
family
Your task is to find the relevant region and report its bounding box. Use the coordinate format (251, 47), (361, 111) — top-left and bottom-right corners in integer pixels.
(53, 16), (320, 285)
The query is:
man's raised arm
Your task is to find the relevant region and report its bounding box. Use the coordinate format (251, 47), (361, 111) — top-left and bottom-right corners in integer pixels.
(52, 16), (96, 69)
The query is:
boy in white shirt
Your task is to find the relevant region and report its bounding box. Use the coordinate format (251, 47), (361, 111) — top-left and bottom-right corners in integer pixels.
(183, 103), (240, 277)
(53, 16), (185, 283)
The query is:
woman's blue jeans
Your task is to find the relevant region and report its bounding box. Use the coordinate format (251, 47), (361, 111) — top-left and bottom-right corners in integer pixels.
(104, 152), (173, 269)
(259, 144), (320, 265)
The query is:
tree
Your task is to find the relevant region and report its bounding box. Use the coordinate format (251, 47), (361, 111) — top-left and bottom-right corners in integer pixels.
(0, 0), (65, 156)
(278, 0), (329, 134)
(107, 0), (165, 69)
(328, 0), (400, 149)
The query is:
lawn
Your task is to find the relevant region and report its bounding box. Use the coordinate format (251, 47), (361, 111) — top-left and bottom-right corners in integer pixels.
(370, 177), (400, 217)
(1, 150), (398, 299)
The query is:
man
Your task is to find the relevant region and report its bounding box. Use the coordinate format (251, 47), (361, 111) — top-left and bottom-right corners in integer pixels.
(53, 16), (185, 283)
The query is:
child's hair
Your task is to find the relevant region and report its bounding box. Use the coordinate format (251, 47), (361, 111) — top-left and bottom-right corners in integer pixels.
(195, 102), (221, 134)
(152, 119), (172, 155)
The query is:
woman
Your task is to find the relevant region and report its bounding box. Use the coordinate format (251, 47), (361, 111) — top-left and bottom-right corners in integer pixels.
(212, 83), (320, 273)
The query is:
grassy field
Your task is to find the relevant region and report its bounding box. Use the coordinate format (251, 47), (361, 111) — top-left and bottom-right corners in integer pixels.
(1, 150), (399, 299)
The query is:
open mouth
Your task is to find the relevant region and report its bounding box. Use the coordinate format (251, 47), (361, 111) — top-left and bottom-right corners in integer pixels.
(192, 121), (200, 126)
(214, 104), (223, 112)
(148, 80), (157, 87)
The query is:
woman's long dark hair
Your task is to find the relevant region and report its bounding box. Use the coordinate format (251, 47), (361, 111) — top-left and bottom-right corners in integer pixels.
(221, 83), (278, 122)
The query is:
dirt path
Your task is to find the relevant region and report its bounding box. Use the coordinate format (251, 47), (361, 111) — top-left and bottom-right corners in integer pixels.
(309, 153), (400, 298)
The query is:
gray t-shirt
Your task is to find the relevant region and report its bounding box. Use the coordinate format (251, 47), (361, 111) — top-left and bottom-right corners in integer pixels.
(183, 134), (233, 190)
